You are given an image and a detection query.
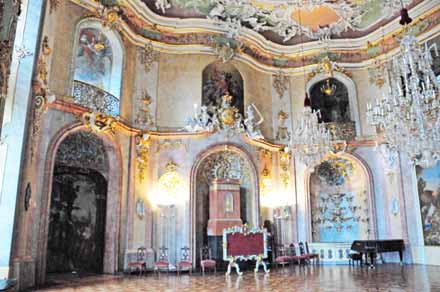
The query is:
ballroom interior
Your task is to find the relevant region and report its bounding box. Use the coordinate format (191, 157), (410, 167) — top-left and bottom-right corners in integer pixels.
(1, 0), (440, 291)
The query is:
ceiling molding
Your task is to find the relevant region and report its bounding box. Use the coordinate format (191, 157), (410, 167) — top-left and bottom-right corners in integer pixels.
(69, 0), (440, 73)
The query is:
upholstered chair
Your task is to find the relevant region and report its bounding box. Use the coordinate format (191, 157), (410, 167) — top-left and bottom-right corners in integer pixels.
(305, 242), (320, 264)
(127, 247), (147, 275)
(200, 246), (216, 275)
(154, 246), (170, 275)
(298, 242), (313, 264)
(274, 244), (291, 269)
(177, 246), (192, 275)
(288, 243), (307, 266)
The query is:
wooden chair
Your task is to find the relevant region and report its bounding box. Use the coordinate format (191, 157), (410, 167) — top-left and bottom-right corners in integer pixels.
(275, 244), (291, 269)
(200, 246), (216, 275)
(127, 247), (147, 275)
(177, 246), (192, 275)
(287, 243), (307, 266)
(305, 242), (320, 265)
(298, 242), (313, 264)
(154, 246), (170, 275)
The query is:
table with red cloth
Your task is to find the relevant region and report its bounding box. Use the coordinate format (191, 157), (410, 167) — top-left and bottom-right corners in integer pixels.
(222, 226), (269, 275)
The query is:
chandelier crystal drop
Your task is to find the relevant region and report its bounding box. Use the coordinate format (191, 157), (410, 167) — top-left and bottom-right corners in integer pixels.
(366, 33), (440, 168)
(291, 94), (332, 168)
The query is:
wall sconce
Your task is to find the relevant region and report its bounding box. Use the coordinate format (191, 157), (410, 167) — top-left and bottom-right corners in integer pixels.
(260, 166), (275, 208)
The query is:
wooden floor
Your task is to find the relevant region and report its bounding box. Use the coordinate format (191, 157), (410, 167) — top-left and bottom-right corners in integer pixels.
(32, 264), (440, 292)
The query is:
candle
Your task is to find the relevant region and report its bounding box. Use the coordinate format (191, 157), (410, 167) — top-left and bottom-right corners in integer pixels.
(193, 103), (198, 118)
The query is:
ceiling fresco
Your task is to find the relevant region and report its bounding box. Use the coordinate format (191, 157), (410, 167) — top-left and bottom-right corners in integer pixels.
(142, 0), (421, 44)
(78, 0), (439, 69)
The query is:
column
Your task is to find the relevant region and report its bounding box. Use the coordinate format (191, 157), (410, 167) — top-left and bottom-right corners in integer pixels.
(0, 0), (45, 279)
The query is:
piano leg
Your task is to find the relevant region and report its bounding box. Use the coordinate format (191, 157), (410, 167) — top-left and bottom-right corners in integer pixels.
(399, 250), (403, 266)
(368, 252), (375, 269)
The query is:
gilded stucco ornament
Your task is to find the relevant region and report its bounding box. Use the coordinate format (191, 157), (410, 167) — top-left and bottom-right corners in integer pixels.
(308, 56), (351, 81)
(213, 42), (237, 63)
(279, 148), (291, 189)
(49, 0), (61, 13)
(276, 110), (290, 143)
(272, 71), (289, 99)
(155, 139), (188, 153)
(138, 41), (159, 73)
(88, 1), (123, 29)
(81, 111), (118, 134)
(201, 151), (250, 183)
(135, 90), (155, 130)
(31, 95), (53, 161)
(31, 36), (55, 161)
(136, 134), (151, 181)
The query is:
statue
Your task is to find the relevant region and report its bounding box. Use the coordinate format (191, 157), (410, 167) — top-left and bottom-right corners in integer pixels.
(244, 104), (264, 139)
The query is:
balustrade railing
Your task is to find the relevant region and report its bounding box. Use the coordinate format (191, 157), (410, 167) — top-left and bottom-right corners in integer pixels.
(72, 80), (119, 116)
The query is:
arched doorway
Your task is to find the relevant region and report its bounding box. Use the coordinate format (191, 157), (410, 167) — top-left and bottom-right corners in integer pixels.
(36, 125), (122, 283)
(190, 144), (259, 267)
(46, 131), (108, 274)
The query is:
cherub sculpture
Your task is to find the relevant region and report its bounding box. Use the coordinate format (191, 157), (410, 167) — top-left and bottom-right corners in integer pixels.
(244, 103), (264, 139)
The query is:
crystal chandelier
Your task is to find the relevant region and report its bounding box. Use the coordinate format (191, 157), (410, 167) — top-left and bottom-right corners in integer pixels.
(366, 10), (440, 168)
(291, 94), (332, 168)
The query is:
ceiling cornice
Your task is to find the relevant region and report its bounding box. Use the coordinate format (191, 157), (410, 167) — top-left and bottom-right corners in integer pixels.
(68, 0), (440, 73)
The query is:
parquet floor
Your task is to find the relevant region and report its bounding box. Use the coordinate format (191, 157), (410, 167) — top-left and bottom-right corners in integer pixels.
(31, 264), (440, 292)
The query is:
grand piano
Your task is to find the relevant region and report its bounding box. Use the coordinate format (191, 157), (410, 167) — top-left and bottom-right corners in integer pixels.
(351, 239), (404, 268)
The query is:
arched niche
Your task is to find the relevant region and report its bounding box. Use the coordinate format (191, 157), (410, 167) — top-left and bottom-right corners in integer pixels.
(306, 72), (361, 136)
(36, 124), (122, 283)
(202, 62), (244, 114)
(189, 144), (259, 266)
(305, 153), (376, 243)
(71, 19), (124, 99)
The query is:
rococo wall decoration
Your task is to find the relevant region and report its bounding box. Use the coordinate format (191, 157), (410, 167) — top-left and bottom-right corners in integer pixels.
(310, 155), (371, 243)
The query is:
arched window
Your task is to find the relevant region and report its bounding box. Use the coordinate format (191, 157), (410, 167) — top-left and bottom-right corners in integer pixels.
(71, 20), (123, 115)
(202, 62), (244, 114)
(309, 77), (350, 123)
